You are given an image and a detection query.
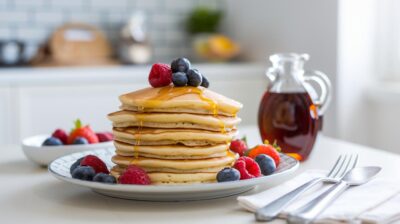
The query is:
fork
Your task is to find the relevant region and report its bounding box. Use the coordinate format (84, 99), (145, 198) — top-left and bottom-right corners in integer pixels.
(255, 154), (359, 221)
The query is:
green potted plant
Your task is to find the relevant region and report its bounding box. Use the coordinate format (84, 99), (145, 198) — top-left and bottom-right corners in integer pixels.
(186, 7), (222, 35)
(186, 7), (239, 62)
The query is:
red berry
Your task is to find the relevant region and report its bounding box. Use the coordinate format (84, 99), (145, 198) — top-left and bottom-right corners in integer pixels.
(234, 156), (261, 180)
(52, 129), (68, 144)
(80, 155), (109, 174)
(96, 132), (113, 142)
(230, 139), (248, 156)
(68, 119), (99, 144)
(248, 144), (281, 167)
(148, 63), (172, 88)
(119, 165), (151, 185)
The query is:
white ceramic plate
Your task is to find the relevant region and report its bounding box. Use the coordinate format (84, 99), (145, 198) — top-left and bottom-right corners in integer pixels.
(48, 147), (299, 201)
(22, 135), (114, 166)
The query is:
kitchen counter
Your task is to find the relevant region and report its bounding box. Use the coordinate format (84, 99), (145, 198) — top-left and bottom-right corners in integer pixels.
(1, 126), (399, 224)
(0, 63), (264, 86)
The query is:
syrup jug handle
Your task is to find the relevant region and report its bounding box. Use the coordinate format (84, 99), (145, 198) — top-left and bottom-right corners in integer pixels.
(303, 70), (332, 115)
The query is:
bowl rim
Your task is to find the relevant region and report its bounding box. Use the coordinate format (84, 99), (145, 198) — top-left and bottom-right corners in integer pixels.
(22, 134), (114, 150)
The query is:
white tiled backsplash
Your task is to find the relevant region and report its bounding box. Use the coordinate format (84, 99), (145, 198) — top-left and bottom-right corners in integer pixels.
(0, 0), (223, 61)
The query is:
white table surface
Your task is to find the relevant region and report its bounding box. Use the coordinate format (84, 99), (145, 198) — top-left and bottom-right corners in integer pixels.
(1, 126), (399, 224)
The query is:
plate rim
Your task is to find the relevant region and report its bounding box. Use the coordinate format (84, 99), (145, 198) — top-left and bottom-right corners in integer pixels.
(48, 148), (299, 193)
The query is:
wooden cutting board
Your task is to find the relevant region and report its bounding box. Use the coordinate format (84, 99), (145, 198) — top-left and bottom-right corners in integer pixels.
(32, 23), (117, 66)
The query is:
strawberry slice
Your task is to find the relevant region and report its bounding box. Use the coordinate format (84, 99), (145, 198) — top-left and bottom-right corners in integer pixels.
(247, 141), (281, 166)
(68, 119), (99, 144)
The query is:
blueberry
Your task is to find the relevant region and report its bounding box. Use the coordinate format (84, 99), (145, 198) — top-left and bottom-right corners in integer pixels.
(69, 157), (84, 175)
(200, 75), (210, 88)
(186, 69), (203, 87)
(73, 137), (88, 145)
(42, 137), (63, 146)
(71, 166), (95, 181)
(216, 167), (240, 182)
(172, 72), (188, 87)
(255, 154), (276, 176)
(171, 57), (191, 73)
(93, 173), (117, 184)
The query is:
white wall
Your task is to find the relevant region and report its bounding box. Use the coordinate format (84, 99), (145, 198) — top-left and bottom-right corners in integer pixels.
(223, 0), (339, 137)
(337, 0), (377, 145)
(338, 0), (400, 154)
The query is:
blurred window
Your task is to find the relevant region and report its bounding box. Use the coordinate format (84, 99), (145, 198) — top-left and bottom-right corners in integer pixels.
(375, 0), (400, 81)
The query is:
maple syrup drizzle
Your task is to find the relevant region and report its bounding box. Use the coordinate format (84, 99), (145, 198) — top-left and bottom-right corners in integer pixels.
(132, 120), (143, 161)
(134, 86), (234, 160)
(143, 86), (226, 132)
(226, 150), (236, 158)
(138, 105), (145, 112)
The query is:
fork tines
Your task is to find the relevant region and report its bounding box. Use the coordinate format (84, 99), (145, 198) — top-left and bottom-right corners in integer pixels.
(328, 154), (358, 179)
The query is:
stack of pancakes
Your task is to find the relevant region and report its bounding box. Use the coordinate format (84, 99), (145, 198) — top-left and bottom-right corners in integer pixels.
(108, 86), (243, 185)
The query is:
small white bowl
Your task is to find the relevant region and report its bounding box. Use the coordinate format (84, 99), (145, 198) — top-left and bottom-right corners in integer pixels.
(22, 135), (114, 166)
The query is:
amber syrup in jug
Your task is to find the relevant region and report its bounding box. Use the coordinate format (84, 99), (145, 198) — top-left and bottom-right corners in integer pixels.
(258, 92), (319, 161)
(258, 53), (331, 161)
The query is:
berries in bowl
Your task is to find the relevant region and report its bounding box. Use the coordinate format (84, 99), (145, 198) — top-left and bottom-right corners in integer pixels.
(22, 119), (114, 166)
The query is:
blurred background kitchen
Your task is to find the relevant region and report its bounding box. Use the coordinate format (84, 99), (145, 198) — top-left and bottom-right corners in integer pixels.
(0, 0), (398, 154)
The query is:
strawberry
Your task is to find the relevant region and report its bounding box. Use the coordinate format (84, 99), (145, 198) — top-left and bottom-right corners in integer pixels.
(229, 138), (248, 156)
(148, 63), (172, 88)
(80, 155), (109, 174)
(119, 165), (151, 185)
(234, 156), (261, 180)
(52, 129), (68, 144)
(247, 140), (281, 167)
(68, 119), (99, 144)
(96, 132), (113, 142)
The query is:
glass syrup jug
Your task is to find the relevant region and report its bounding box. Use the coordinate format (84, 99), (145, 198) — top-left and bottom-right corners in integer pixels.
(258, 53), (331, 161)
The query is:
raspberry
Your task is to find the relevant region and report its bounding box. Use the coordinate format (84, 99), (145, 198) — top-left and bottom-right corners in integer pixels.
(148, 63), (172, 88)
(68, 119), (99, 144)
(52, 129), (68, 144)
(247, 143), (281, 167)
(233, 156), (261, 180)
(119, 165), (151, 185)
(230, 139), (248, 156)
(80, 155), (109, 174)
(96, 132), (113, 142)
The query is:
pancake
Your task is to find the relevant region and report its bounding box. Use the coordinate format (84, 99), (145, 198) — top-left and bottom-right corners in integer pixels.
(119, 86), (243, 116)
(114, 141), (229, 159)
(111, 166), (217, 185)
(113, 127), (237, 146)
(112, 151), (237, 172)
(108, 110), (241, 132)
